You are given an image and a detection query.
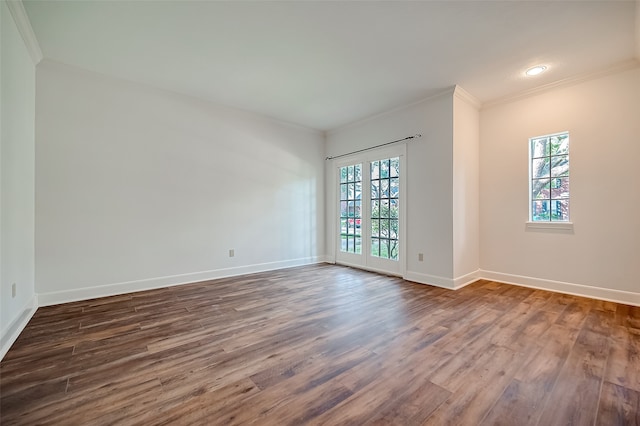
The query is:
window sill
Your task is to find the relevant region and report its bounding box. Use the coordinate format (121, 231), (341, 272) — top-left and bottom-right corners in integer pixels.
(526, 221), (574, 231)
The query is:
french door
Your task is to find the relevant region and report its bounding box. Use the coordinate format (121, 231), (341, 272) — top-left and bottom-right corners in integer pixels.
(335, 146), (405, 276)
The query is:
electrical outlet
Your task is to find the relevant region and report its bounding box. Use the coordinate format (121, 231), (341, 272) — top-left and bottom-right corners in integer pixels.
(229, 249), (235, 258)
(418, 253), (424, 261)
(12, 283), (16, 298)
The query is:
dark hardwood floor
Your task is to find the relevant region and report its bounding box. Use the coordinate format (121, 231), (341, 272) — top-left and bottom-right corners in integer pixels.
(1, 264), (639, 425)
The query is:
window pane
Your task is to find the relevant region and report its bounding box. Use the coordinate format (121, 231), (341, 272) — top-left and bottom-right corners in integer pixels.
(531, 179), (550, 200)
(355, 164), (362, 181)
(390, 240), (398, 260)
(532, 200), (550, 221)
(381, 179), (390, 197)
(551, 178), (569, 199)
(347, 220), (354, 235)
(531, 138), (549, 158)
(380, 160), (390, 178)
(390, 178), (399, 198)
(340, 235), (347, 252)
(355, 183), (361, 200)
(380, 219), (390, 237)
(380, 200), (389, 218)
(390, 199), (399, 218)
(550, 155), (569, 177)
(390, 158), (399, 177)
(371, 200), (379, 218)
(340, 219), (347, 234)
(371, 161), (379, 179)
(371, 180), (379, 199)
(340, 201), (348, 218)
(551, 199), (569, 221)
(371, 238), (380, 257)
(347, 166), (354, 182)
(380, 239), (390, 258)
(531, 157), (550, 179)
(347, 200), (355, 217)
(390, 219), (398, 238)
(371, 219), (379, 237)
(340, 184), (348, 201)
(550, 135), (569, 155)
(340, 167), (347, 183)
(355, 237), (362, 254)
(348, 183), (355, 200)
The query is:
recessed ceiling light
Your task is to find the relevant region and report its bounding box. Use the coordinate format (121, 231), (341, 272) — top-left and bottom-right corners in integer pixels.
(526, 66), (547, 76)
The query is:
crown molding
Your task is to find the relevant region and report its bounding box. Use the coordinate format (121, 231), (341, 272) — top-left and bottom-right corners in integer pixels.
(453, 85), (482, 109)
(5, 0), (43, 65)
(482, 59), (640, 110)
(38, 59), (325, 136)
(326, 86), (455, 136)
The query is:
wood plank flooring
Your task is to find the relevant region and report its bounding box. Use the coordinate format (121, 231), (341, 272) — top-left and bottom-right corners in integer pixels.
(1, 264), (639, 425)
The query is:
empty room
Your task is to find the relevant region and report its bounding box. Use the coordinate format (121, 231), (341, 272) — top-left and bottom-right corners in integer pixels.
(2, 0), (639, 424)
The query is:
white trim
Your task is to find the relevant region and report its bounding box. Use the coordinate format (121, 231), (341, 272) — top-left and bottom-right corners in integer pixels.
(336, 260), (402, 278)
(38, 257), (325, 306)
(404, 269), (481, 290)
(327, 86), (455, 135)
(0, 294), (38, 361)
(453, 269), (481, 289)
(453, 86), (482, 109)
(525, 221), (574, 231)
(483, 59), (640, 110)
(480, 270), (640, 307)
(404, 271), (455, 289)
(5, 0), (43, 65)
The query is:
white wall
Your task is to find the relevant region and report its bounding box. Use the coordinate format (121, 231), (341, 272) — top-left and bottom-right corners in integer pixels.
(1, 0), (37, 357)
(480, 67), (640, 302)
(35, 61), (325, 305)
(326, 90), (457, 287)
(452, 89), (480, 284)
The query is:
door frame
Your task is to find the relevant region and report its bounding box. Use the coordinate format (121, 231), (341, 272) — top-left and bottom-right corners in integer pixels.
(329, 144), (407, 278)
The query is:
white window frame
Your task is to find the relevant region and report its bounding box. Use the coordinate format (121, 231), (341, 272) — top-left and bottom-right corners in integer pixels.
(526, 131), (573, 231)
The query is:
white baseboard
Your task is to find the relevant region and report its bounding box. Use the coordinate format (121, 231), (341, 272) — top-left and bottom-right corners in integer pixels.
(1, 294), (38, 361)
(38, 256), (326, 306)
(480, 270), (640, 307)
(453, 269), (482, 289)
(334, 260), (403, 278)
(404, 271), (455, 289)
(404, 269), (481, 290)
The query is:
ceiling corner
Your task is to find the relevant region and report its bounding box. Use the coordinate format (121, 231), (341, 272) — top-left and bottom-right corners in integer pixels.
(5, 0), (43, 65)
(453, 85), (482, 110)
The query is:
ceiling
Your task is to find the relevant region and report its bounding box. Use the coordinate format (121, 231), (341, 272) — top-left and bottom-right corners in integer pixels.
(23, 1), (640, 131)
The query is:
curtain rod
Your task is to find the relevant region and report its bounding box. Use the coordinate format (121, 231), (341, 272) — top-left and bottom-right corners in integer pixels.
(325, 134), (422, 160)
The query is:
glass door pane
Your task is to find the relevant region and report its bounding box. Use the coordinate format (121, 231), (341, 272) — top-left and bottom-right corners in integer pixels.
(370, 157), (399, 261)
(339, 163), (362, 254)
(335, 149), (402, 276)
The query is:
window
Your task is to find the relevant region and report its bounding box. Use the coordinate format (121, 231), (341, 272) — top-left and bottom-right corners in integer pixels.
(529, 132), (569, 222)
(370, 158), (399, 260)
(339, 164), (362, 254)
